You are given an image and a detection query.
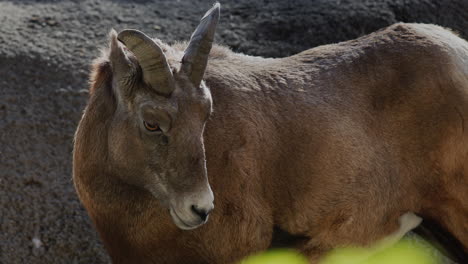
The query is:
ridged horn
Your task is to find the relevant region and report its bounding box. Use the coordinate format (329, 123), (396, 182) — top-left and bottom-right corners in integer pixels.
(117, 29), (175, 96)
(181, 3), (220, 87)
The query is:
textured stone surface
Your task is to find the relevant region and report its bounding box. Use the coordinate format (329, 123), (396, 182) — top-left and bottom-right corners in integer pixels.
(1, 0), (466, 263)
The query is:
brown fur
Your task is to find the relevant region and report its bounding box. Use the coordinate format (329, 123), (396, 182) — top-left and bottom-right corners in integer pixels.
(73, 23), (468, 263)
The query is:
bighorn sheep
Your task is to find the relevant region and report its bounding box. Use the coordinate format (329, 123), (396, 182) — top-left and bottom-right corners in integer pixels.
(73, 3), (468, 263)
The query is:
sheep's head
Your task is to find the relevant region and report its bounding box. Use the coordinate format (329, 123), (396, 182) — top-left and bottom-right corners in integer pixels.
(104, 4), (219, 230)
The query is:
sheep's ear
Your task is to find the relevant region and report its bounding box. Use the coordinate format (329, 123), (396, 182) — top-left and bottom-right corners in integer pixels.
(108, 29), (134, 98)
(181, 3), (220, 87)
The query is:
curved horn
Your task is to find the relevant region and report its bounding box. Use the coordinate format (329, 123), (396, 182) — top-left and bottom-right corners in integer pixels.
(181, 3), (220, 87)
(117, 29), (175, 96)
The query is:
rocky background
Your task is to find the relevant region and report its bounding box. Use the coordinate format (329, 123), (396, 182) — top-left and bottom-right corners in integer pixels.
(1, 0), (467, 263)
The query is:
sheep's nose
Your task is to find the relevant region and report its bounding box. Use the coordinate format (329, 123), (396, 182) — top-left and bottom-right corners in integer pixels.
(191, 204), (213, 221)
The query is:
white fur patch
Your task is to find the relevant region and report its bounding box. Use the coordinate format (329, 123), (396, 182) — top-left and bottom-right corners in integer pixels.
(375, 212), (422, 252)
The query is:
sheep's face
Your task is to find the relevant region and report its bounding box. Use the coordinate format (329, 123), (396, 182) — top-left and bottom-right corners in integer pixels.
(105, 4), (219, 230)
(107, 65), (214, 230)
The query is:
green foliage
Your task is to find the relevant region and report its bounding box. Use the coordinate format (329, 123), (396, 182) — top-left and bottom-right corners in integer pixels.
(239, 239), (436, 264)
(240, 249), (308, 264)
(321, 240), (436, 264)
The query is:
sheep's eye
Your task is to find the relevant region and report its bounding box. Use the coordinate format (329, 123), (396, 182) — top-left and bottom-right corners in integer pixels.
(143, 121), (160, 132)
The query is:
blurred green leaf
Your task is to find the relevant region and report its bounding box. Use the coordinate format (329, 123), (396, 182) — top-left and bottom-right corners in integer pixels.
(239, 239), (437, 264)
(240, 249), (308, 264)
(320, 239), (437, 264)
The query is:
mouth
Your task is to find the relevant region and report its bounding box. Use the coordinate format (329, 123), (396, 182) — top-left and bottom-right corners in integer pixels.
(169, 208), (205, 230)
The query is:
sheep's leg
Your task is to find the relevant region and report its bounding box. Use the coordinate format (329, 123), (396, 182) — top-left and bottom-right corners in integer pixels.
(372, 212), (422, 250)
(347, 212), (422, 263)
(300, 212), (422, 263)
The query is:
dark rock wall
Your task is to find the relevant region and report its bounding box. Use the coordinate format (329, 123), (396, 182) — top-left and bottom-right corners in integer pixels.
(225, 0), (468, 57)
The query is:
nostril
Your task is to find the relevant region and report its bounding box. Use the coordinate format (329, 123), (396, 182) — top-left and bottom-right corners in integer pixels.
(191, 205), (211, 221)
